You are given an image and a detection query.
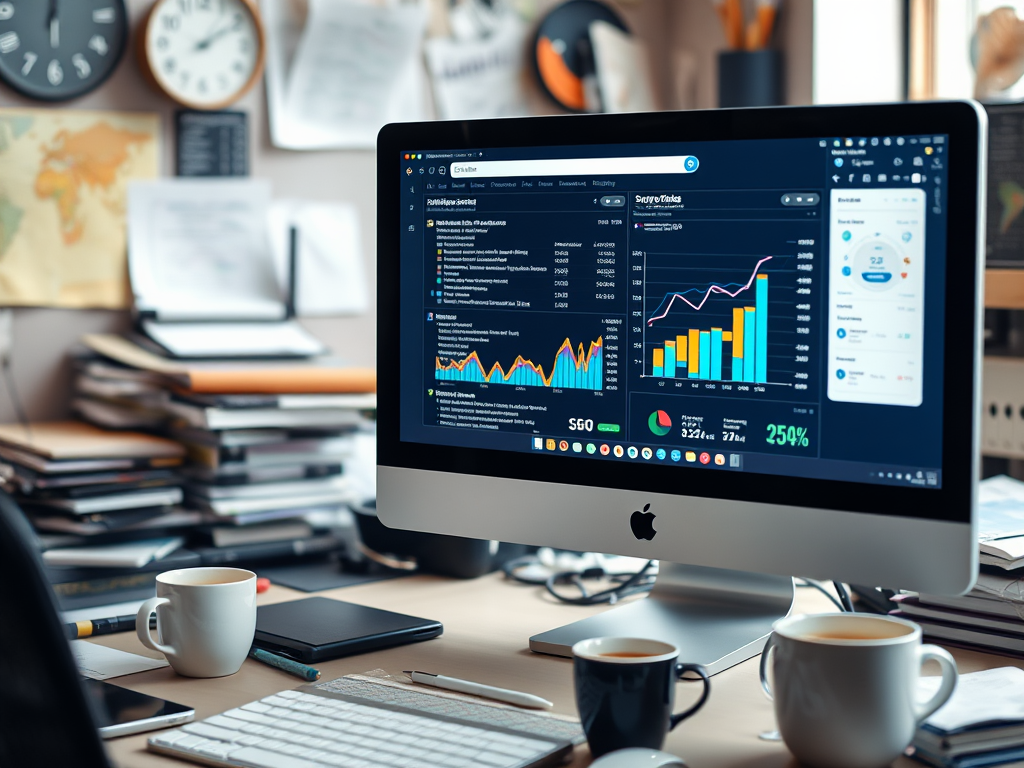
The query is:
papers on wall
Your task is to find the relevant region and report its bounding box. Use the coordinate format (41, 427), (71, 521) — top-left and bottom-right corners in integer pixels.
(128, 179), (281, 321)
(72, 641), (169, 680)
(424, 10), (529, 120)
(269, 201), (367, 316)
(590, 20), (656, 113)
(263, 0), (429, 150)
(127, 179), (327, 358)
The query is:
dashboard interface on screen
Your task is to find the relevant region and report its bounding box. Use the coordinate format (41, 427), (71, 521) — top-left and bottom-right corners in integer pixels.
(397, 135), (949, 489)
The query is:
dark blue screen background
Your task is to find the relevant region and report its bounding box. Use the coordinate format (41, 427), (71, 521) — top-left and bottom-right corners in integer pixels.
(397, 135), (948, 488)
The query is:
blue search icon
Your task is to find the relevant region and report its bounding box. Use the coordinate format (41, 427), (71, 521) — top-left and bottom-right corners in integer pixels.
(685, 156), (699, 172)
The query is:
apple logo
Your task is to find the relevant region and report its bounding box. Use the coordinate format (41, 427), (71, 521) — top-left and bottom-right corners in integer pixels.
(630, 503), (657, 541)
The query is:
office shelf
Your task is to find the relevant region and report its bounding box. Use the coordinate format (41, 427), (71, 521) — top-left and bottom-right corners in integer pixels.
(986, 269), (1024, 309)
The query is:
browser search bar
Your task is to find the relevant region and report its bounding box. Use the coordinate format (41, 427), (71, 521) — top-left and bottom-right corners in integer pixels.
(449, 156), (699, 178)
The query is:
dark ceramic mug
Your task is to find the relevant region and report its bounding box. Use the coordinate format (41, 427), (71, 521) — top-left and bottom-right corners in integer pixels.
(572, 637), (710, 758)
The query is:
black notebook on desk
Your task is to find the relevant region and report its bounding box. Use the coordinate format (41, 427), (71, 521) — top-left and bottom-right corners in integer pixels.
(253, 597), (443, 663)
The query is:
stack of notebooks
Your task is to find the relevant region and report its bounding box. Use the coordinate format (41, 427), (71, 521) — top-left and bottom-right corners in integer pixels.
(0, 421), (199, 609)
(913, 667), (1024, 768)
(890, 475), (1024, 657)
(69, 333), (376, 579)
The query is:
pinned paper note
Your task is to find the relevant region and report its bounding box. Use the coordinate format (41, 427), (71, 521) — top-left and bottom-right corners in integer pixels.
(269, 200), (368, 316)
(128, 179), (280, 321)
(263, 0), (429, 150)
(425, 11), (529, 120)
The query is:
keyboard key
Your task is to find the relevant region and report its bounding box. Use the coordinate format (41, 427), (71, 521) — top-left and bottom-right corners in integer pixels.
(193, 742), (240, 760)
(205, 715), (244, 730)
(149, 730), (190, 748)
(222, 708), (278, 726)
(223, 746), (325, 768)
(181, 722), (243, 743)
(242, 701), (275, 714)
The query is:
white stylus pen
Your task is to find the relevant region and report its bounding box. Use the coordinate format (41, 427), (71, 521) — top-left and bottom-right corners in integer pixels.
(404, 670), (554, 709)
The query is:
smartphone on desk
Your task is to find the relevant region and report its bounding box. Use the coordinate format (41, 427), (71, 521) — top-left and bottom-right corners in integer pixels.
(83, 678), (194, 738)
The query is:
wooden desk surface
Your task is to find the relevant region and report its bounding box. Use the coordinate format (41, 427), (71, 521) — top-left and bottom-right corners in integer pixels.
(93, 572), (1022, 768)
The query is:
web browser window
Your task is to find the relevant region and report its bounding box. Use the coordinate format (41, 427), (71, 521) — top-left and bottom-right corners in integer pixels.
(397, 135), (949, 488)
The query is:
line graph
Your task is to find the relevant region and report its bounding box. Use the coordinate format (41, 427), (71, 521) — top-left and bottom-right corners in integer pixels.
(436, 337), (603, 390)
(646, 256), (773, 326)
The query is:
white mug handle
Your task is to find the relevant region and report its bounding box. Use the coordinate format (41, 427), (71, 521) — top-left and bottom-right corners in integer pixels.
(136, 596), (176, 658)
(914, 644), (958, 723)
(759, 633), (777, 701)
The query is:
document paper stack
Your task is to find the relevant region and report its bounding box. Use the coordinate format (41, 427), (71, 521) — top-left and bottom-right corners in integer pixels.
(913, 667), (1024, 768)
(890, 476), (1024, 656)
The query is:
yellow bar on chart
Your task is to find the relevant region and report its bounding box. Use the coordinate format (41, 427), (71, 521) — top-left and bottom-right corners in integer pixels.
(732, 307), (745, 358)
(653, 348), (664, 367)
(688, 329), (700, 375)
(676, 335), (687, 360)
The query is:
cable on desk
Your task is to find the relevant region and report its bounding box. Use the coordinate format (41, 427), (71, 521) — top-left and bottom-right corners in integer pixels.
(794, 578), (847, 612)
(502, 554), (657, 606)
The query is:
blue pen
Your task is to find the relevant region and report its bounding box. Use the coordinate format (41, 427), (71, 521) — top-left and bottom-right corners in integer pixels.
(248, 648), (321, 682)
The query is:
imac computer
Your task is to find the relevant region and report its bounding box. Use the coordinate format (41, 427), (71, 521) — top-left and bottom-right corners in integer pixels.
(376, 102), (985, 674)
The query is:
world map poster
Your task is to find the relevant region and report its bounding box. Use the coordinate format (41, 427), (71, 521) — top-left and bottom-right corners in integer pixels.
(0, 108), (159, 308)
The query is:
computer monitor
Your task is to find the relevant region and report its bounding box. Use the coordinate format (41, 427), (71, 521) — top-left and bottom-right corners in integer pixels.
(376, 102), (985, 674)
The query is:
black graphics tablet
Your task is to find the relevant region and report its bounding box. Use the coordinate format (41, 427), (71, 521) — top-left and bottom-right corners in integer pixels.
(253, 597), (443, 663)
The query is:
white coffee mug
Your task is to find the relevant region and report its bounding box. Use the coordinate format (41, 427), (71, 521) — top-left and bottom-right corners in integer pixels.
(762, 613), (958, 768)
(136, 567), (257, 678)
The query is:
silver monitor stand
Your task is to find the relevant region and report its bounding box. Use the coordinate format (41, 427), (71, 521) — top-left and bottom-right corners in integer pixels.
(529, 563), (795, 676)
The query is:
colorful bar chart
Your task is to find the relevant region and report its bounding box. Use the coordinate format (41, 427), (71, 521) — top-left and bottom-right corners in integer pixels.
(437, 337), (603, 390)
(649, 273), (769, 383)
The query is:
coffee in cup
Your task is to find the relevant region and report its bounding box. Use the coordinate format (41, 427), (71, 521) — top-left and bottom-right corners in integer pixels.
(762, 613), (957, 768)
(136, 567), (257, 678)
(573, 637), (710, 758)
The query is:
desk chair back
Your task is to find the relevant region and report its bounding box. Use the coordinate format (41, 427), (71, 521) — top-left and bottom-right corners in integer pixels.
(0, 489), (110, 768)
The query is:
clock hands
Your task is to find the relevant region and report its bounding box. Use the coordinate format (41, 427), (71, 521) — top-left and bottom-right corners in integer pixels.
(48, 0), (59, 48)
(195, 22), (234, 52)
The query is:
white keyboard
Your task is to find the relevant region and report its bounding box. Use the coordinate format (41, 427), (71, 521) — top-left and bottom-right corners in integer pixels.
(147, 688), (572, 768)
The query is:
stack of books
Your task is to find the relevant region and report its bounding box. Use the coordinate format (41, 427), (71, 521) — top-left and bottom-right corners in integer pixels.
(170, 395), (372, 525)
(889, 475), (1024, 656)
(71, 333), (376, 566)
(913, 667), (1024, 768)
(891, 572), (1024, 656)
(0, 421), (198, 610)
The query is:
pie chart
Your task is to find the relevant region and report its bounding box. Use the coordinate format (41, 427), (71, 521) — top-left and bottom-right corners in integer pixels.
(648, 410), (672, 436)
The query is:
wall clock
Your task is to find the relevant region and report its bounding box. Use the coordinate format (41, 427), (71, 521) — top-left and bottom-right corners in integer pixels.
(0, 0), (129, 101)
(139, 0), (266, 111)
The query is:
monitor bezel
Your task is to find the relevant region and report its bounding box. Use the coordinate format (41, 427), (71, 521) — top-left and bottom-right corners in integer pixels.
(377, 101), (984, 526)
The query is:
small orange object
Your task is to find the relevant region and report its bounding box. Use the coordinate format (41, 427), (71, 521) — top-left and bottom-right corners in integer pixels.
(256, 578), (271, 594)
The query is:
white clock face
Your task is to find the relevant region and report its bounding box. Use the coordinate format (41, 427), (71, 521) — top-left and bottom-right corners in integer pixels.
(147, 0), (260, 108)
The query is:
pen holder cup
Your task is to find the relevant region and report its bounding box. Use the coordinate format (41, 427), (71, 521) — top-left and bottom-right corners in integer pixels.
(718, 50), (783, 108)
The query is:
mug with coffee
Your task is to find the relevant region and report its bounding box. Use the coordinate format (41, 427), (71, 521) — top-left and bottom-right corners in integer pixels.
(136, 567), (257, 678)
(572, 637), (710, 758)
(762, 613), (958, 768)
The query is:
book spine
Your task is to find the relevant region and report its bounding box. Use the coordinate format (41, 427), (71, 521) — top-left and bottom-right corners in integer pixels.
(51, 571), (157, 598)
(192, 535), (342, 565)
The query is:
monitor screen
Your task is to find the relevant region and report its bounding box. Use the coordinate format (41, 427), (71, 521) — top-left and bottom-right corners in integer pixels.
(397, 136), (949, 489)
(380, 103), (982, 572)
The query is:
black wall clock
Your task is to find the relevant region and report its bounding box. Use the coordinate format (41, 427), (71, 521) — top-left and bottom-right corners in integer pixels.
(0, 0), (128, 102)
